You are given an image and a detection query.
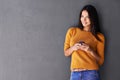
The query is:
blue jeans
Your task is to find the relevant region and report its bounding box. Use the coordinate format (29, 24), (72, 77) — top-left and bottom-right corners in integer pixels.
(70, 70), (100, 80)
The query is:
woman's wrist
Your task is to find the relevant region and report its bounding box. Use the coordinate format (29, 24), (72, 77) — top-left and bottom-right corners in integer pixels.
(86, 47), (100, 61)
(86, 47), (93, 54)
(68, 46), (74, 55)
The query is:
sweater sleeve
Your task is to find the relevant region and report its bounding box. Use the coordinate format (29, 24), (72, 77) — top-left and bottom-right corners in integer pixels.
(64, 27), (75, 51)
(96, 33), (105, 66)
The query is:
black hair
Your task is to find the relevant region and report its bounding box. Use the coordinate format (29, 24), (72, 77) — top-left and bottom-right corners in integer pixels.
(78, 4), (101, 41)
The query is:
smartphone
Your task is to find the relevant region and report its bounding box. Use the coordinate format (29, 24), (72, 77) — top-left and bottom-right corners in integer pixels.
(79, 41), (85, 45)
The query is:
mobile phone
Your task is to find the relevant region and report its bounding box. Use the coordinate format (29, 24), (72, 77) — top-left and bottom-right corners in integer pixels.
(79, 41), (85, 45)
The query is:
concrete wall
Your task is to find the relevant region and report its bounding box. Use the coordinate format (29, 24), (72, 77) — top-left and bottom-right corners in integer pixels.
(0, 0), (120, 80)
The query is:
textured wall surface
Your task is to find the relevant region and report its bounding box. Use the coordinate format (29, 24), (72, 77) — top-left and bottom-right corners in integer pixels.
(0, 0), (120, 80)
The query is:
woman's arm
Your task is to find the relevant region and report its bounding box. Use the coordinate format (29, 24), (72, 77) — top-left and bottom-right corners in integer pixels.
(64, 47), (74, 57)
(79, 43), (100, 62)
(87, 48), (100, 62)
(64, 43), (81, 57)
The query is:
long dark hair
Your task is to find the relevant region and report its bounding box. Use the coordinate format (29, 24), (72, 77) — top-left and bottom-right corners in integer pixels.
(78, 4), (101, 41)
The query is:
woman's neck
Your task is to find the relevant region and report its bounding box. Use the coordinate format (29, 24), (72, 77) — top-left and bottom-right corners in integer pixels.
(83, 26), (91, 32)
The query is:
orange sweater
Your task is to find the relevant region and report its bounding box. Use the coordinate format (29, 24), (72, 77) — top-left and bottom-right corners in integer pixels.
(64, 27), (105, 70)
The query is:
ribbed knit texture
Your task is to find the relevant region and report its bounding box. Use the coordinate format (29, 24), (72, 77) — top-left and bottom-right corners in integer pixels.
(64, 27), (105, 70)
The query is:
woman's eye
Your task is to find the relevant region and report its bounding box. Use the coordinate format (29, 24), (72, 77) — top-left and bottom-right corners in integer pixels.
(81, 15), (84, 17)
(81, 15), (89, 18)
(86, 16), (89, 18)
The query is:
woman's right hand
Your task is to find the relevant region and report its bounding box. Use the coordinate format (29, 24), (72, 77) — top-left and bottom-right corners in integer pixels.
(64, 43), (81, 57)
(71, 43), (81, 51)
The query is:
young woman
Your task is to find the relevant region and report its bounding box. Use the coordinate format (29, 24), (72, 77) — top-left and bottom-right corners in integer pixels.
(64, 5), (105, 80)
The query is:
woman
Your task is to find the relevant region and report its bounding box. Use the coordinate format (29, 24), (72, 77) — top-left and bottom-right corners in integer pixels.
(64, 5), (105, 80)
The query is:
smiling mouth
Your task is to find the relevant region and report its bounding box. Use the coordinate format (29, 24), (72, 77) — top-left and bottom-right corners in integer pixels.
(83, 22), (87, 25)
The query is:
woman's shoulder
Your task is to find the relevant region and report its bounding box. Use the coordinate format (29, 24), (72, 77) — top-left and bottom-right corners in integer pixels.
(67, 27), (77, 32)
(68, 26), (76, 30)
(66, 27), (79, 36)
(67, 27), (81, 31)
(97, 32), (104, 37)
(97, 32), (105, 42)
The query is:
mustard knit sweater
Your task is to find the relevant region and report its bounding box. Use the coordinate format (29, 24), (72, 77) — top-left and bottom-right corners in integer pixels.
(64, 27), (105, 70)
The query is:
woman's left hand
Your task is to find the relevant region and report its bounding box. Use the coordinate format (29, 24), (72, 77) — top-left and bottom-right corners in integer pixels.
(79, 43), (90, 52)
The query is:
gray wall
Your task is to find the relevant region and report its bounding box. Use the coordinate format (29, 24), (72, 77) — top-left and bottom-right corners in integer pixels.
(0, 0), (120, 80)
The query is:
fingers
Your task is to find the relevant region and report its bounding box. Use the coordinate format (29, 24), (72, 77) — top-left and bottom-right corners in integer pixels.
(73, 43), (90, 51)
(79, 43), (89, 51)
(80, 43), (90, 52)
(72, 43), (81, 51)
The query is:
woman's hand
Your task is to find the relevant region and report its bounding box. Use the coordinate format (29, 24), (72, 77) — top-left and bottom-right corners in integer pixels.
(79, 43), (90, 52)
(64, 43), (81, 56)
(79, 43), (100, 62)
(71, 43), (90, 52)
(71, 43), (82, 51)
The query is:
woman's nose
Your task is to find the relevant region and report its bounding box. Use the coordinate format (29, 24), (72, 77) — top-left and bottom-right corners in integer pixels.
(83, 18), (87, 21)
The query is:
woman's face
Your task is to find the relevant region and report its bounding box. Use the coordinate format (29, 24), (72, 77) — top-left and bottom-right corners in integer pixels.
(80, 10), (91, 28)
